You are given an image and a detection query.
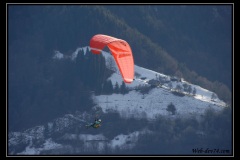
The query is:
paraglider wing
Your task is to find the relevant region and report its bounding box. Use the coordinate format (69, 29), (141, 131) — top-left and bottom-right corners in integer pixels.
(90, 34), (134, 83)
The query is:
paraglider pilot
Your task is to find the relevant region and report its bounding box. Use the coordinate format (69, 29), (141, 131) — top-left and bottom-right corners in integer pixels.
(86, 119), (102, 129)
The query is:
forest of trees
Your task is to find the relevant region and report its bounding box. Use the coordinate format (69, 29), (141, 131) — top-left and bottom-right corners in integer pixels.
(102, 106), (231, 155)
(106, 5), (232, 90)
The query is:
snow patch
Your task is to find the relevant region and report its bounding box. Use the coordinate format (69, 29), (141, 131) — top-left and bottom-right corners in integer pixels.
(17, 138), (62, 155)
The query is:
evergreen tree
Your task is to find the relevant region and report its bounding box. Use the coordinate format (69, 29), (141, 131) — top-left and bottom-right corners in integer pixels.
(183, 83), (189, 92)
(120, 81), (128, 95)
(175, 84), (182, 92)
(187, 85), (192, 95)
(103, 80), (113, 94)
(114, 82), (120, 94)
(108, 80), (114, 94)
(192, 87), (197, 96)
(166, 102), (176, 115)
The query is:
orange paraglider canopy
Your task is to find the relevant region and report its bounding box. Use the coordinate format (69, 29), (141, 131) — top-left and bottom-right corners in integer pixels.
(89, 34), (134, 83)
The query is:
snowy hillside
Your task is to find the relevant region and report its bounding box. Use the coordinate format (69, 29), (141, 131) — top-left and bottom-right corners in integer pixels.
(53, 46), (226, 108)
(8, 46), (228, 155)
(95, 50), (227, 120)
(8, 112), (152, 155)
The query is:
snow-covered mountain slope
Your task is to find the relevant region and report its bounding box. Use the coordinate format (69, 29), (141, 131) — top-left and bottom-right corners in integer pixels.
(8, 112), (152, 155)
(93, 47), (227, 120)
(94, 89), (223, 121)
(53, 46), (226, 109)
(8, 46), (228, 155)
